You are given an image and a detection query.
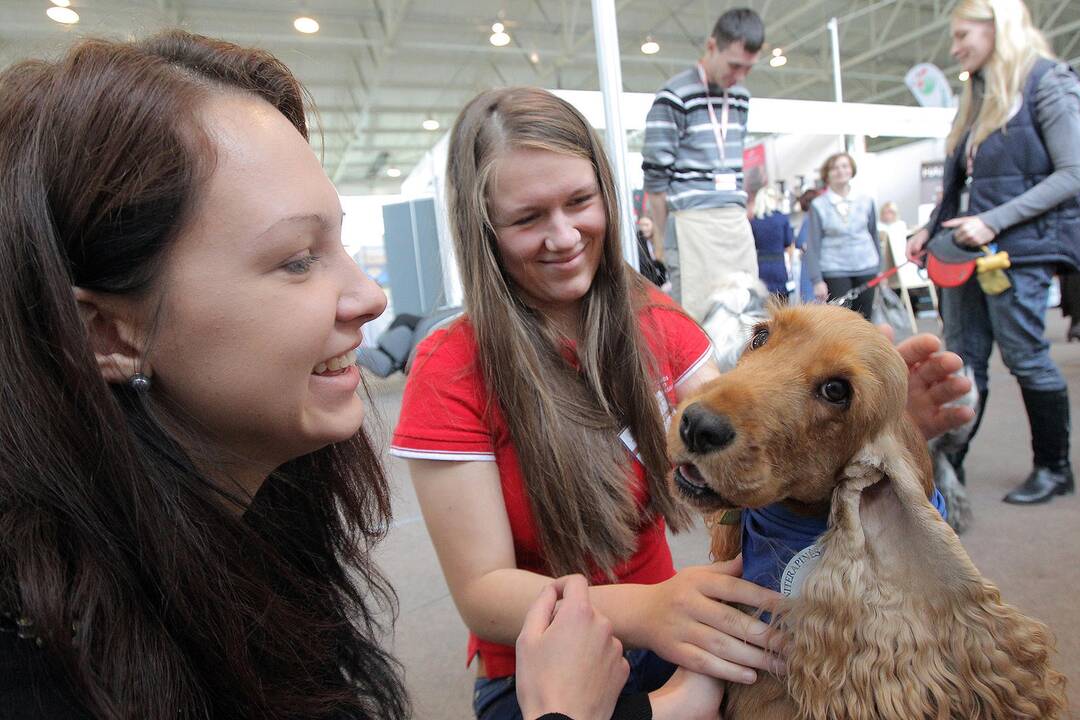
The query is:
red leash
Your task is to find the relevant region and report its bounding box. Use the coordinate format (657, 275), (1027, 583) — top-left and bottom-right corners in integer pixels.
(827, 263), (908, 307)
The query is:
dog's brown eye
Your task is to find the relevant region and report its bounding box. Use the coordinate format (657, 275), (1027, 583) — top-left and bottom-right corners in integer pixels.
(820, 378), (851, 405)
(749, 327), (769, 350)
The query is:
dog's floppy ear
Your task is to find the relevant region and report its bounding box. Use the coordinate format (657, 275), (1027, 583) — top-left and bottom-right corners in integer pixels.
(780, 415), (1067, 720)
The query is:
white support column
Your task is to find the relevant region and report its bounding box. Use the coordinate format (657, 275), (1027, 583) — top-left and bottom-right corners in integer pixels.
(827, 17), (853, 152)
(828, 17), (843, 103)
(590, 0), (639, 267)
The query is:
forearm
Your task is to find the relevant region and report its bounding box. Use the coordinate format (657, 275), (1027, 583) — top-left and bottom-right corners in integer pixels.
(588, 582), (656, 651)
(803, 210), (824, 283)
(460, 571), (655, 651)
(980, 66), (1080, 234)
(458, 567), (563, 646)
(648, 193), (670, 260)
(979, 165), (1080, 233)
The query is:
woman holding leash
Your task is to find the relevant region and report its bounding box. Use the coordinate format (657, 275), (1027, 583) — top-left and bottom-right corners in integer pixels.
(907, 0), (1080, 505)
(0, 32), (631, 720)
(393, 86), (975, 720)
(803, 152), (881, 319)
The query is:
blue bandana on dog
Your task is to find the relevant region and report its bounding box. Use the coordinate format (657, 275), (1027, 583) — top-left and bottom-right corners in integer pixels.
(741, 489), (948, 601)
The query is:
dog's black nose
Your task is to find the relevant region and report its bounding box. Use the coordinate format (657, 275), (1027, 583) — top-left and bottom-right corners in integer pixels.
(679, 403), (736, 454)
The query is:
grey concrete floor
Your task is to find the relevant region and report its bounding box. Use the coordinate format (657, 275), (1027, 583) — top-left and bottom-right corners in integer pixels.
(364, 313), (1080, 720)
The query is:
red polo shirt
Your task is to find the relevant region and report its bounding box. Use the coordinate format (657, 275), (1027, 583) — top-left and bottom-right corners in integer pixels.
(390, 288), (711, 678)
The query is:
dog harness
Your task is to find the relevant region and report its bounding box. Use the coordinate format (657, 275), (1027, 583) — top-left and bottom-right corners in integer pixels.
(741, 489), (948, 602)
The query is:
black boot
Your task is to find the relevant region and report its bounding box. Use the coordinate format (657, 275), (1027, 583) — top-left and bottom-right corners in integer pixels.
(944, 389), (989, 486)
(1004, 387), (1075, 504)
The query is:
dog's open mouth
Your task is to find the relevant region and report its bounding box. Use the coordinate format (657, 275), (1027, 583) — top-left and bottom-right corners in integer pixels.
(673, 463), (731, 506)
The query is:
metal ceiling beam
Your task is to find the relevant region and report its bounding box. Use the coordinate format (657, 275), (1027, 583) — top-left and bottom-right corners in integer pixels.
(861, 12), (1080, 104)
(774, 12), (952, 98)
(331, 0), (416, 184)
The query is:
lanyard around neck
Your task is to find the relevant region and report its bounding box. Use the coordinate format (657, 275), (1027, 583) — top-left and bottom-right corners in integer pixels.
(696, 63), (730, 164)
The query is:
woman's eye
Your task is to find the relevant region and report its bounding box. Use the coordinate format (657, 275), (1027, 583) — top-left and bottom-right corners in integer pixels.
(749, 327), (769, 350)
(570, 193), (594, 206)
(283, 255), (320, 274)
(819, 378), (852, 405)
(512, 214), (538, 226)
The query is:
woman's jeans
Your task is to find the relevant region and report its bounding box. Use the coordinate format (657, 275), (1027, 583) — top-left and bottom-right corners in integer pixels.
(472, 649), (676, 720)
(941, 263), (1066, 394)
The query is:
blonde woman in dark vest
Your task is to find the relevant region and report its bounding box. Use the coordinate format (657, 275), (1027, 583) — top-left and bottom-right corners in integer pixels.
(907, 0), (1080, 504)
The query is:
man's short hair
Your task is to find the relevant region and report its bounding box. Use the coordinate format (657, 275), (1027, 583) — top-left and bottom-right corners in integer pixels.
(711, 8), (765, 53)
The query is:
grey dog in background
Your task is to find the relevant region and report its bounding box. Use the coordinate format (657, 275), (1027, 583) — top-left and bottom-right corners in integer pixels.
(929, 365), (978, 534)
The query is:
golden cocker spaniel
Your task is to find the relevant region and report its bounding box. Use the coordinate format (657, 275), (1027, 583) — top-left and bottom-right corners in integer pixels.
(668, 304), (1066, 720)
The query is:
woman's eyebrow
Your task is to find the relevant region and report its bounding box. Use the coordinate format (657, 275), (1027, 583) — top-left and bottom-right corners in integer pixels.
(254, 212), (337, 240)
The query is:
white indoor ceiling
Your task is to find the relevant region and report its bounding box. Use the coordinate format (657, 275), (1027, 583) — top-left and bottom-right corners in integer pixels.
(3, 0), (1079, 195)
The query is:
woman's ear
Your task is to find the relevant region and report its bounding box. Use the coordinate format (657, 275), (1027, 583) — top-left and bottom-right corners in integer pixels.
(72, 287), (151, 385)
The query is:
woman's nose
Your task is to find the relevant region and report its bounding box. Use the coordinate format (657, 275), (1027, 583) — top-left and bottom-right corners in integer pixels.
(545, 211), (580, 251)
(338, 261), (387, 324)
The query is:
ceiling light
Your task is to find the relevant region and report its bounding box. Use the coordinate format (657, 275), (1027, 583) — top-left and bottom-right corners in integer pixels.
(769, 54), (787, 68)
(641, 37), (659, 55)
(528, 51), (540, 64)
(422, 118), (440, 131)
(489, 22), (511, 47)
(293, 16), (320, 34)
(386, 167), (402, 178)
(50, 0), (71, 7)
(46, 6), (79, 23)
(958, 70), (970, 82)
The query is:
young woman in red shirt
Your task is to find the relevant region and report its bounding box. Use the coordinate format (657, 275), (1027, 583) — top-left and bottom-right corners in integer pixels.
(392, 86), (975, 720)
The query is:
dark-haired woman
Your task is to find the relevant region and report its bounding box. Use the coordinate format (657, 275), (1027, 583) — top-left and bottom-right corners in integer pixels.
(392, 86), (976, 720)
(0, 32), (628, 720)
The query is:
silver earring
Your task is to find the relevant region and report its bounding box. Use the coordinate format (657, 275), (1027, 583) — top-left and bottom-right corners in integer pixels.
(128, 373), (152, 393)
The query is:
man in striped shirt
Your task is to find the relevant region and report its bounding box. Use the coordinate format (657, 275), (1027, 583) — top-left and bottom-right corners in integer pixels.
(642, 8), (764, 320)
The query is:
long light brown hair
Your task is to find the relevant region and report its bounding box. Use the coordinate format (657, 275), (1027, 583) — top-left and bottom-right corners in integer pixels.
(445, 87), (690, 578)
(0, 31), (407, 719)
(946, 0), (1054, 155)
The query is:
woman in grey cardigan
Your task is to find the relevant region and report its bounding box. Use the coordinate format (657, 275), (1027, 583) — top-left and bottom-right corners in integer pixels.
(907, 0), (1080, 506)
(803, 152), (880, 320)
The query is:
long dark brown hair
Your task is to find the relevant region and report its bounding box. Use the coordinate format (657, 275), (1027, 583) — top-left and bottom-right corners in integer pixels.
(0, 31), (408, 719)
(444, 87), (690, 578)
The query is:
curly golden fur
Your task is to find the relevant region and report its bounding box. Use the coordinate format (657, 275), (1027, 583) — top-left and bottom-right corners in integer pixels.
(668, 304), (1066, 720)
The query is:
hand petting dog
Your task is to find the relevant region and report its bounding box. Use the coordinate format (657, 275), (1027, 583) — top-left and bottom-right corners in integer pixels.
(887, 328), (977, 439)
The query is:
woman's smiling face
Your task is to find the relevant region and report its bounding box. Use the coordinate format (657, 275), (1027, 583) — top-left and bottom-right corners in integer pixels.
(487, 147), (607, 320)
(951, 17), (995, 74)
(147, 93), (386, 486)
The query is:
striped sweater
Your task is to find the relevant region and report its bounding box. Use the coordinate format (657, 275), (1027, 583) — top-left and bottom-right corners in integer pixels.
(642, 66), (750, 211)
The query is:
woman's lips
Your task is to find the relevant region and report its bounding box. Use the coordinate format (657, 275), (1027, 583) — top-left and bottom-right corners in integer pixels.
(541, 247), (586, 266)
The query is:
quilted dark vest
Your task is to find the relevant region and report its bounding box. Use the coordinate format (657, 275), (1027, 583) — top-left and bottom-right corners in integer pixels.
(940, 58), (1080, 271)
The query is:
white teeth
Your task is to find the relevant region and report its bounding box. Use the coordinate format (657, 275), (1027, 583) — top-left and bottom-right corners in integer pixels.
(313, 350), (356, 375)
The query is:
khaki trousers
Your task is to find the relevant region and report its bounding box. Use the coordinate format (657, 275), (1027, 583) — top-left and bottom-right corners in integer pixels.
(665, 206), (758, 321)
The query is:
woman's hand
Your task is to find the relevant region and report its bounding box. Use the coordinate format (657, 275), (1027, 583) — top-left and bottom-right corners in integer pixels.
(637, 556), (785, 685)
(515, 575), (628, 720)
(942, 216), (996, 247)
(907, 228), (930, 263)
(649, 667), (725, 720)
(887, 331), (977, 439)
(813, 281), (829, 302)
